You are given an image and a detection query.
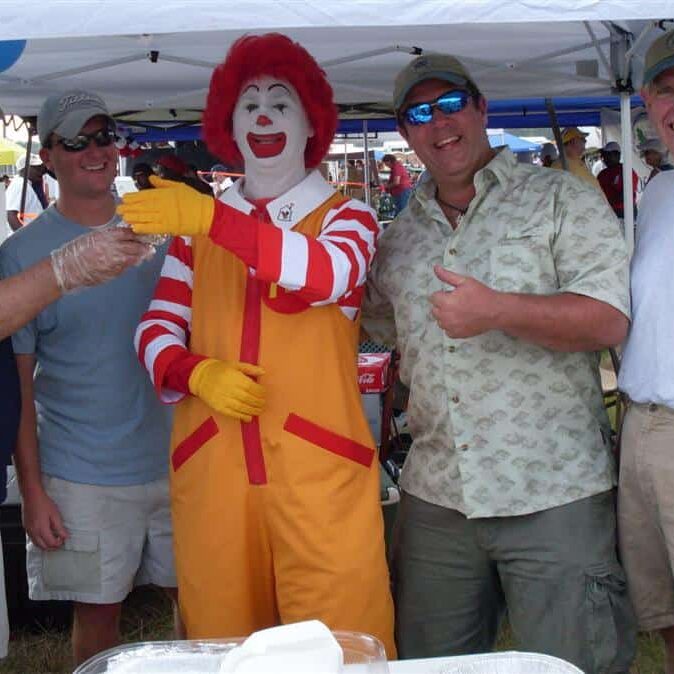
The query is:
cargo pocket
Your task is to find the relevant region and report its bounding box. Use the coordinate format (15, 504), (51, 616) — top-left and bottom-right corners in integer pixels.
(284, 413), (375, 468)
(586, 562), (635, 673)
(42, 530), (100, 594)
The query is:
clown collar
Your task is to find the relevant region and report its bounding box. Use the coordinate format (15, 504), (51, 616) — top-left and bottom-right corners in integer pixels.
(219, 170), (336, 230)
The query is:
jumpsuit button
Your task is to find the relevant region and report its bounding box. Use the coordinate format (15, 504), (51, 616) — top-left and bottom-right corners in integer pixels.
(448, 345), (456, 353)
(451, 395), (460, 404)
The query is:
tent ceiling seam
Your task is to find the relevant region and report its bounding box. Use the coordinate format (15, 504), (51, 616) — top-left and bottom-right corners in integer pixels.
(30, 53), (148, 83)
(321, 44), (419, 68)
(583, 23), (612, 77)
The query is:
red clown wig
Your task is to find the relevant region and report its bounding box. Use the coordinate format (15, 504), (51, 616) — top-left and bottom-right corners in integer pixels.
(202, 33), (338, 169)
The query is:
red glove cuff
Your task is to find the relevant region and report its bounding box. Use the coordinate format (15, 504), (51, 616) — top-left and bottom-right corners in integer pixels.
(209, 201), (259, 266)
(164, 352), (208, 394)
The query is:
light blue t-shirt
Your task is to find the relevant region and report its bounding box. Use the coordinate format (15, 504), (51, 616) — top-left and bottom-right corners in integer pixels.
(619, 171), (674, 407)
(0, 206), (172, 486)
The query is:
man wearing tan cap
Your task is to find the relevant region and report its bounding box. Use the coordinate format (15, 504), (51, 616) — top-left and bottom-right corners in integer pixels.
(551, 126), (601, 188)
(362, 52), (635, 671)
(618, 28), (674, 674)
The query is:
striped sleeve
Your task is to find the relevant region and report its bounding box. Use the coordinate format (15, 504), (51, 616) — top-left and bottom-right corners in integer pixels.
(208, 197), (379, 317)
(134, 236), (199, 403)
(258, 198), (380, 306)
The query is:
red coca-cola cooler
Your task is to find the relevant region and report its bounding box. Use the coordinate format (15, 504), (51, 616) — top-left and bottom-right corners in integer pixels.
(357, 352), (392, 394)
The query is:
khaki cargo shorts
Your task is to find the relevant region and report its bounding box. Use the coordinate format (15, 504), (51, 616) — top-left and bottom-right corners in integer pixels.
(27, 475), (176, 604)
(618, 402), (674, 631)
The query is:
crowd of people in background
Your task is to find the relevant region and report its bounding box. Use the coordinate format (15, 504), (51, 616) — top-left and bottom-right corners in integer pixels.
(4, 121), (664, 242)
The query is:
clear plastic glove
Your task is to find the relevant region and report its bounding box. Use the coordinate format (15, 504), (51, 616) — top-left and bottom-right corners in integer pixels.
(117, 175), (215, 237)
(188, 358), (266, 422)
(50, 226), (155, 294)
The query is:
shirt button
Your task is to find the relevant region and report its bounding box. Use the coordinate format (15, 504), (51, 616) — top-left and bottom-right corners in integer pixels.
(448, 248), (458, 255)
(451, 395), (460, 404)
(448, 345), (456, 353)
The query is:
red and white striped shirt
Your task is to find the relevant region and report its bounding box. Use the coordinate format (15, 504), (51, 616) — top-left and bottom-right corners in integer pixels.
(135, 170), (380, 402)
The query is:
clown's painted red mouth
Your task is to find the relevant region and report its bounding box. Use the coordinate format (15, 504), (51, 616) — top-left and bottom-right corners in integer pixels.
(247, 132), (286, 158)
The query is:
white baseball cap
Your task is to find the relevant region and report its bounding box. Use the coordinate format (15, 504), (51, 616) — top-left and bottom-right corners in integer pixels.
(15, 153), (42, 171)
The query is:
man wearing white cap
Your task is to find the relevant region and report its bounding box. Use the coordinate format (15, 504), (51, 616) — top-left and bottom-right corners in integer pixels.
(618, 28), (674, 674)
(597, 141), (638, 220)
(5, 154), (46, 232)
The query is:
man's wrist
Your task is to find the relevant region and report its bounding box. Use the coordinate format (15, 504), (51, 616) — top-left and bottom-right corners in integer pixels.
(18, 477), (46, 500)
(491, 290), (515, 332)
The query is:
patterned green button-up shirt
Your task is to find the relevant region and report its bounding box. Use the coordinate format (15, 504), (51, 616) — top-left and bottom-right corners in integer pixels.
(363, 148), (630, 518)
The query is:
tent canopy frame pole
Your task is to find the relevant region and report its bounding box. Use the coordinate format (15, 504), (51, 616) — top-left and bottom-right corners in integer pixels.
(606, 22), (636, 254)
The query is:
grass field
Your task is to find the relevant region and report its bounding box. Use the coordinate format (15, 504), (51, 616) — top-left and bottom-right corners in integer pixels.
(0, 587), (174, 673)
(0, 586), (665, 673)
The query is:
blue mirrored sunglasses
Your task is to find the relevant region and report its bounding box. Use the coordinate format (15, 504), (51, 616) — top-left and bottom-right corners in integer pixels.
(402, 90), (471, 126)
(53, 127), (117, 153)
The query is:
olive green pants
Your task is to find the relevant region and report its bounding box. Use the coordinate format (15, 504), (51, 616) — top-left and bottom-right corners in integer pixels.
(391, 490), (636, 673)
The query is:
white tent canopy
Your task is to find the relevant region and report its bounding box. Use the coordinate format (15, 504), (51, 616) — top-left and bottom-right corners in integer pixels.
(0, 0), (671, 248)
(0, 1), (670, 118)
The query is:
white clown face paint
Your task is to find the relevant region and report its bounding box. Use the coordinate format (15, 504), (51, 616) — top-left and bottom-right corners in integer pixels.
(233, 76), (314, 199)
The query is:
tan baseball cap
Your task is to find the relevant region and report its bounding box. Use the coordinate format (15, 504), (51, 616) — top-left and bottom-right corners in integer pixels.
(393, 53), (479, 111)
(643, 30), (674, 86)
(560, 127), (588, 144)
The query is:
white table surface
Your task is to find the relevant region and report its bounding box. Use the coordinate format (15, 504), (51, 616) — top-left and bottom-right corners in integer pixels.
(388, 655), (470, 673)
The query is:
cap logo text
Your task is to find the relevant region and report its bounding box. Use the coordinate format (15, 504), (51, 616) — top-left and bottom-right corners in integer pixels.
(58, 92), (103, 112)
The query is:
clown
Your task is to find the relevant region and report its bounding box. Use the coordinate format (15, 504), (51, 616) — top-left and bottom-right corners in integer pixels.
(118, 34), (395, 654)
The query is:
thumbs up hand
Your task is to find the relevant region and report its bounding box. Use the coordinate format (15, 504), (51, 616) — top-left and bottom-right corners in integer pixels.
(430, 265), (502, 338)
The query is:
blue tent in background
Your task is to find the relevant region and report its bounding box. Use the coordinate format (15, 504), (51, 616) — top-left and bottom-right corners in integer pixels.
(488, 131), (541, 154)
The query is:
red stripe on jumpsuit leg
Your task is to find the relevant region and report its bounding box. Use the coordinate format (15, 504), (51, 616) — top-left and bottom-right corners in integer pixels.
(239, 207), (268, 486)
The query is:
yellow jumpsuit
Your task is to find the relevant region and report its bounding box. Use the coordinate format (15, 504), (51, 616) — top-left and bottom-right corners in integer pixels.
(168, 193), (396, 655)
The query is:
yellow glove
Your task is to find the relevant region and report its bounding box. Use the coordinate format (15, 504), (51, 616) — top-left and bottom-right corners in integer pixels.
(188, 358), (265, 422)
(117, 176), (215, 237)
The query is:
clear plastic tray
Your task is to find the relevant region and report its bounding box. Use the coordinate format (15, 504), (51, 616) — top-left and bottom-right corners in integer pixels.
(74, 631), (389, 673)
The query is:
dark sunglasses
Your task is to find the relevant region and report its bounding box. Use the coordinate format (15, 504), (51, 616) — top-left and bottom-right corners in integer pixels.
(402, 90), (471, 126)
(51, 128), (117, 153)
